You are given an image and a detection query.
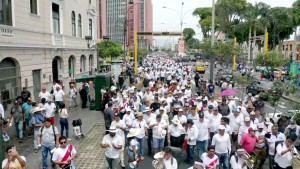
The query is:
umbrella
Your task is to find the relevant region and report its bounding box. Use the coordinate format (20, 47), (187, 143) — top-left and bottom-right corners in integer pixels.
(220, 89), (237, 96)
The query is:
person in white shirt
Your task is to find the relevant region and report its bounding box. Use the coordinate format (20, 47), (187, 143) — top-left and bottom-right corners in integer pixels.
(110, 113), (126, 167)
(68, 84), (78, 109)
(132, 112), (148, 159)
(230, 148), (247, 169)
(211, 125), (231, 169)
(249, 111), (259, 128)
(267, 125), (286, 169)
(38, 86), (51, 103)
(238, 116), (253, 143)
(200, 145), (219, 169)
(274, 136), (299, 169)
(221, 117), (232, 135)
(207, 96), (218, 108)
(44, 99), (56, 125)
(0, 103), (5, 119)
(254, 123), (267, 169)
(195, 111), (210, 159)
(185, 119), (199, 164)
(168, 117), (185, 147)
(53, 85), (65, 112)
(123, 108), (135, 146)
(209, 107), (222, 143)
(52, 136), (78, 169)
(101, 126), (123, 169)
(1, 145), (26, 169)
(143, 108), (156, 155)
(152, 146), (178, 169)
(228, 108), (243, 146)
(149, 114), (168, 154)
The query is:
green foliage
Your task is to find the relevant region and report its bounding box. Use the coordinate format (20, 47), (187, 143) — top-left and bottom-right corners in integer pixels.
(233, 75), (255, 98)
(193, 7), (213, 38)
(138, 48), (149, 57)
(97, 40), (122, 60)
(183, 28), (196, 41)
(255, 51), (287, 72)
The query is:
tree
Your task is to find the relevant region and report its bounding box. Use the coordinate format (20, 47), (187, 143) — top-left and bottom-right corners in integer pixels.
(255, 51), (288, 78)
(97, 40), (122, 61)
(138, 48), (149, 57)
(193, 7), (213, 38)
(183, 28), (196, 42)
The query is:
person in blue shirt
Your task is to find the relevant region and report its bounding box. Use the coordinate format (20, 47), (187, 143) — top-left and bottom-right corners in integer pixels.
(22, 98), (33, 137)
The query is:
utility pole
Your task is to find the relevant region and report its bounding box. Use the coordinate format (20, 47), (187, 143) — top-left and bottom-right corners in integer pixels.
(210, 0), (215, 81)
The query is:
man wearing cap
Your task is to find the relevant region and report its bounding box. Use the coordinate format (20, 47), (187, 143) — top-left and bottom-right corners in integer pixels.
(39, 86), (51, 103)
(249, 111), (259, 127)
(266, 125), (286, 169)
(230, 149), (247, 169)
(209, 107), (222, 143)
(277, 112), (290, 133)
(263, 117), (274, 133)
(133, 112), (148, 160)
(254, 123), (267, 169)
(53, 85), (65, 111)
(240, 127), (265, 155)
(111, 113), (126, 167)
(244, 93), (255, 104)
(187, 108), (199, 124)
(173, 108), (187, 126)
(21, 87), (32, 102)
(149, 114), (168, 154)
(204, 105), (214, 119)
(171, 95), (183, 117)
(185, 119), (199, 165)
(8, 101), (24, 143)
(195, 111), (210, 159)
(211, 125), (231, 169)
(168, 117), (185, 147)
(228, 108), (243, 146)
(44, 98), (56, 125)
(101, 126), (123, 169)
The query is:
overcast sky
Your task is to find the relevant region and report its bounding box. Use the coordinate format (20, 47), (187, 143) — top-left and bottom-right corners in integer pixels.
(152, 0), (295, 46)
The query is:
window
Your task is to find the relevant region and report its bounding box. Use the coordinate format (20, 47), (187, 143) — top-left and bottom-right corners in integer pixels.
(30, 0), (37, 14)
(52, 3), (60, 34)
(89, 19), (92, 36)
(0, 0), (12, 26)
(78, 14), (82, 37)
(71, 11), (76, 36)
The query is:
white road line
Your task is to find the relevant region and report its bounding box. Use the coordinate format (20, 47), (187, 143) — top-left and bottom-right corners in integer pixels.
(278, 105), (287, 109)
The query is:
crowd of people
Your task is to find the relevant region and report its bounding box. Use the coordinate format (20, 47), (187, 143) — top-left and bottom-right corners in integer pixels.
(0, 83), (89, 169)
(101, 54), (300, 169)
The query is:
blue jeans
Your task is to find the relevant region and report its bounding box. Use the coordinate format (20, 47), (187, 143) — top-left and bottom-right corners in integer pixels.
(186, 144), (195, 163)
(60, 118), (69, 138)
(106, 157), (120, 169)
(14, 121), (23, 139)
(128, 148), (135, 159)
(153, 137), (164, 149)
(136, 137), (144, 156)
(124, 131), (129, 147)
(41, 145), (55, 169)
(196, 140), (208, 159)
(215, 152), (229, 169)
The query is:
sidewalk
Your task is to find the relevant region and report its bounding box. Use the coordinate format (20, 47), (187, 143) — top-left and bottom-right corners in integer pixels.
(3, 98), (106, 169)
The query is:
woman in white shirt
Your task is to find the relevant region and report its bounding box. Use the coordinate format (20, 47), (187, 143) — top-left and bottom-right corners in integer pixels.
(58, 102), (69, 138)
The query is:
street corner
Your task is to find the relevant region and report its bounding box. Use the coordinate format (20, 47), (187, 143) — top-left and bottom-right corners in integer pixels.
(74, 124), (107, 169)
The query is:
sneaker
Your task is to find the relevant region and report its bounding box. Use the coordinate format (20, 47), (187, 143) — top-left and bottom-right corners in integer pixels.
(140, 156), (144, 160)
(34, 149), (38, 153)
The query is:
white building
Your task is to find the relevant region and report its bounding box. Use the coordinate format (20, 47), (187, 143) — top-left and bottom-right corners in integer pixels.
(0, 0), (99, 106)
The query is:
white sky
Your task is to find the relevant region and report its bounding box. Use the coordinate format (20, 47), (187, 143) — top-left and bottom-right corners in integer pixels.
(152, 0), (295, 46)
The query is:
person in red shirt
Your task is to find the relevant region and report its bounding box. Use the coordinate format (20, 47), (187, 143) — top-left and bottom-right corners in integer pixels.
(240, 127), (265, 154)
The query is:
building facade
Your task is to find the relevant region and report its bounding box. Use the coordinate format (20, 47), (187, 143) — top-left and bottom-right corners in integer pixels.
(0, 0), (99, 107)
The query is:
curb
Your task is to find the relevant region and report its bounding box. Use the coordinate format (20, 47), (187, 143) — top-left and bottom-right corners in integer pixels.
(282, 95), (300, 104)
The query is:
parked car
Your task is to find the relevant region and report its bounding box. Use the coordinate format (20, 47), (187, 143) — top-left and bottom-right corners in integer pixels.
(194, 62), (206, 74)
(246, 80), (273, 96)
(190, 56), (196, 62)
(182, 56), (190, 62)
(214, 69), (233, 87)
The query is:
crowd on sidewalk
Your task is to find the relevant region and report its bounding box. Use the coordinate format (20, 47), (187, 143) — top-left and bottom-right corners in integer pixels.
(0, 82), (93, 169)
(101, 54), (300, 169)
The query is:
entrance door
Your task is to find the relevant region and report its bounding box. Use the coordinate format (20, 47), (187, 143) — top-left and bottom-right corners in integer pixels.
(32, 70), (41, 101)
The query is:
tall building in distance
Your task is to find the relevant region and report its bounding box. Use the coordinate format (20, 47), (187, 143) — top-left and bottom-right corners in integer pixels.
(99, 0), (153, 49)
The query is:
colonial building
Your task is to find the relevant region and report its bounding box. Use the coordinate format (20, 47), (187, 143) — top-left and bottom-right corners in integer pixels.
(0, 0), (99, 107)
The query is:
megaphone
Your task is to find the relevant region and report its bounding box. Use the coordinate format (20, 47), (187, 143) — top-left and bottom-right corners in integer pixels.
(129, 157), (142, 168)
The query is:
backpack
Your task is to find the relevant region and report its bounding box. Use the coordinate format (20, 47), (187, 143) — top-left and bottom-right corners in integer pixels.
(288, 128), (298, 141)
(273, 140), (284, 156)
(40, 125), (56, 144)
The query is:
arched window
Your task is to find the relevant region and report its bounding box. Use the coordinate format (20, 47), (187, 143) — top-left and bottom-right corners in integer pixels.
(71, 11), (76, 36)
(80, 55), (86, 72)
(78, 14), (82, 37)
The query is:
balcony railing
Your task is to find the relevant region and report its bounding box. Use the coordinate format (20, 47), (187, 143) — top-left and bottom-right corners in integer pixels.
(0, 25), (14, 37)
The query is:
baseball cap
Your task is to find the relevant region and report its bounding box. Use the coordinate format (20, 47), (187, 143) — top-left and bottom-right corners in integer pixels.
(232, 108), (240, 113)
(208, 105), (214, 109)
(258, 123), (264, 128)
(244, 116), (250, 122)
(199, 111), (204, 118)
(250, 111), (256, 116)
(219, 125), (226, 130)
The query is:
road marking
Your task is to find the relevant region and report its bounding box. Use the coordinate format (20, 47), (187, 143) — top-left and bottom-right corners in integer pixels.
(278, 105), (287, 109)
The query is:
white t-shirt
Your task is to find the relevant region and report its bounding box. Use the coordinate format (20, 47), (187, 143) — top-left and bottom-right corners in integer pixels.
(53, 90), (65, 101)
(129, 138), (138, 151)
(123, 113), (135, 131)
(2, 156), (26, 169)
(150, 119), (167, 139)
(101, 135), (123, 158)
(44, 103), (56, 118)
(168, 124), (184, 137)
(111, 120), (126, 140)
(211, 133), (231, 154)
(195, 119), (210, 141)
(133, 119), (147, 138)
(52, 145), (77, 169)
(163, 157), (178, 169)
(39, 91), (51, 101)
(201, 153), (219, 169)
(69, 88), (77, 98)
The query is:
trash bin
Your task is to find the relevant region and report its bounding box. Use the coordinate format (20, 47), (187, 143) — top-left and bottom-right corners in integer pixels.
(94, 73), (112, 111)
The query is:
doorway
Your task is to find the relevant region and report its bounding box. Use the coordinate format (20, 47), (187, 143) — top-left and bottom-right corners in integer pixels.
(32, 70), (41, 101)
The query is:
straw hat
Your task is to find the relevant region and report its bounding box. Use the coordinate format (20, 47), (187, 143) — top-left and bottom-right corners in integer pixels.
(216, 97), (222, 103)
(107, 126), (117, 133)
(171, 117), (180, 125)
(137, 112), (143, 117)
(33, 107), (45, 113)
(154, 151), (165, 159)
(127, 128), (141, 138)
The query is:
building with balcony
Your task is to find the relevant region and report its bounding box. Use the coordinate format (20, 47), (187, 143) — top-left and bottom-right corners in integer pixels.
(0, 0), (99, 106)
(282, 40), (300, 68)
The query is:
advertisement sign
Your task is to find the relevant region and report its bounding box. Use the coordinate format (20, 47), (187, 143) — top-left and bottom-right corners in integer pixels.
(178, 40), (185, 54)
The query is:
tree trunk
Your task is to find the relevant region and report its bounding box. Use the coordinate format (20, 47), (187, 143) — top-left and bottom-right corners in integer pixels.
(248, 26), (252, 63)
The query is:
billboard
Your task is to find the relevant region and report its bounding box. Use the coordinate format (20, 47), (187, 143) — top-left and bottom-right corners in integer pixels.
(178, 40), (185, 54)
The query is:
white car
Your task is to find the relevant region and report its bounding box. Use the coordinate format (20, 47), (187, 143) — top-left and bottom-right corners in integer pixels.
(205, 62), (209, 66)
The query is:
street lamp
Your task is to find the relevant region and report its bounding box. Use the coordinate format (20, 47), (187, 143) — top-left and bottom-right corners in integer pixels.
(85, 36), (109, 72)
(210, 0), (216, 81)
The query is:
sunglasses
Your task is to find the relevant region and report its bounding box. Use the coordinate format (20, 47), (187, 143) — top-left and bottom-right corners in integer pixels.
(60, 141), (67, 144)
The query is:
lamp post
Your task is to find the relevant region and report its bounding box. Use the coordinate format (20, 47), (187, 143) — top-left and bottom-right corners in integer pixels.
(162, 2), (185, 33)
(85, 36), (109, 72)
(209, 0), (215, 81)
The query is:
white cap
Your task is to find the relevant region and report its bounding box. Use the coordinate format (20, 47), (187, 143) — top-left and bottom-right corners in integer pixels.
(250, 111), (256, 115)
(258, 123), (264, 128)
(178, 108), (183, 112)
(219, 125), (226, 130)
(244, 116), (250, 122)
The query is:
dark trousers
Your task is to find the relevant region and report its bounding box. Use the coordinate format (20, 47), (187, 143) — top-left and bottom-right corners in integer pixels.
(81, 99), (87, 108)
(105, 126), (110, 135)
(147, 129), (153, 154)
(60, 118), (69, 138)
(170, 136), (181, 147)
